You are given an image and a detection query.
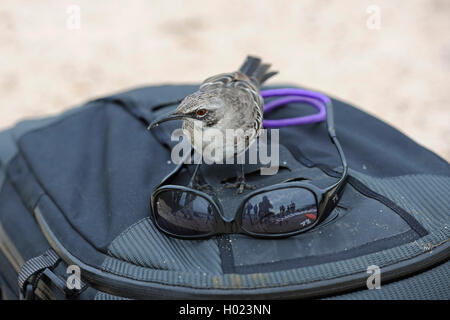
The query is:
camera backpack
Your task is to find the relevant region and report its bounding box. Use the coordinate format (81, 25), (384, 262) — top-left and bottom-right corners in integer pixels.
(0, 85), (448, 299)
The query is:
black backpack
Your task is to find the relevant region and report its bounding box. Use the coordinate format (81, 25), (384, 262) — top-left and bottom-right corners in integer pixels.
(0, 84), (449, 299)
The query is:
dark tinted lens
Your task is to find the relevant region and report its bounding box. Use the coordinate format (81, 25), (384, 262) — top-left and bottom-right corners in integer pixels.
(242, 188), (318, 234)
(154, 190), (216, 236)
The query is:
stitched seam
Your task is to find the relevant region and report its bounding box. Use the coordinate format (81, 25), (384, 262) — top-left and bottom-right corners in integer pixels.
(106, 217), (151, 256)
(98, 242), (448, 291)
(286, 144), (429, 236)
(13, 102), (104, 143)
(233, 230), (418, 273)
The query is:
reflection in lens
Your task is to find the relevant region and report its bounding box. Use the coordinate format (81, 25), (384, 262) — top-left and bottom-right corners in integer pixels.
(154, 190), (216, 236)
(242, 188), (317, 234)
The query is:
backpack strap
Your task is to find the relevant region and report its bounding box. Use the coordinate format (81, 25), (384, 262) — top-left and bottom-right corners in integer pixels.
(18, 248), (60, 299)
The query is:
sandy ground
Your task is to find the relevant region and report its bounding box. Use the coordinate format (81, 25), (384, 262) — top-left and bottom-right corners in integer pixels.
(1, 0), (449, 161)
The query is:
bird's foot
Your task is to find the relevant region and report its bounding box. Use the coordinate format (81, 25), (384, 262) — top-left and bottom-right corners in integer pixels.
(225, 179), (256, 194)
(188, 179), (213, 192)
(193, 182), (213, 192)
(187, 166), (213, 192)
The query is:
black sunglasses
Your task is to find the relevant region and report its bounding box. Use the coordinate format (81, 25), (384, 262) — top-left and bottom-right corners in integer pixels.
(150, 101), (348, 239)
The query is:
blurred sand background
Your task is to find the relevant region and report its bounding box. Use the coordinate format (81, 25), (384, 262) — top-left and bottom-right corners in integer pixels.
(1, 0), (449, 161)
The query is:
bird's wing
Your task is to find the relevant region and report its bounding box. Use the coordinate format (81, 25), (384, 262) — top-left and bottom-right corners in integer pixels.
(200, 72), (258, 92)
(201, 72), (264, 139)
(200, 71), (263, 114)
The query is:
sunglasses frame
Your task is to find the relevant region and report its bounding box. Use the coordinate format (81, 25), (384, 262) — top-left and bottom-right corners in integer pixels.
(150, 101), (348, 239)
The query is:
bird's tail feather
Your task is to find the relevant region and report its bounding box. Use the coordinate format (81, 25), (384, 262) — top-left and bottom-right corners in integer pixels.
(239, 55), (278, 87)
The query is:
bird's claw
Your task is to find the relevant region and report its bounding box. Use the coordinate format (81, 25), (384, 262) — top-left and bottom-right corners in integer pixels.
(192, 182), (213, 192)
(225, 181), (256, 194)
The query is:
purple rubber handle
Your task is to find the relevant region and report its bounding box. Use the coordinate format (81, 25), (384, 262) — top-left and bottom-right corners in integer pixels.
(260, 88), (330, 128)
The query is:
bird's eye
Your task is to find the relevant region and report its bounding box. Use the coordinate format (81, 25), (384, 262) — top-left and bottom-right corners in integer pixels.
(196, 109), (207, 117)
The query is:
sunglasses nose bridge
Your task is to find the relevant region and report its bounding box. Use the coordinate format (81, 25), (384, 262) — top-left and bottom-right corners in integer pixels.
(217, 215), (239, 234)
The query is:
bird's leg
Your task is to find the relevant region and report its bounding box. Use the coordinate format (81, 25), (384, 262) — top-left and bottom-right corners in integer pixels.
(225, 164), (256, 194)
(188, 163), (212, 191)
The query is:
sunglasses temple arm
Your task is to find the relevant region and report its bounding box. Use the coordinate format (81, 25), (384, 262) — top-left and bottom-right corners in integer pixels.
(320, 102), (349, 221)
(325, 101), (349, 191)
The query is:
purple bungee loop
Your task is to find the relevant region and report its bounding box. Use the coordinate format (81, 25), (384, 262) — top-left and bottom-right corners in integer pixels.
(260, 88), (330, 128)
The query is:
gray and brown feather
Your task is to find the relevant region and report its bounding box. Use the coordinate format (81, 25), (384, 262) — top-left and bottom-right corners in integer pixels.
(175, 56), (278, 163)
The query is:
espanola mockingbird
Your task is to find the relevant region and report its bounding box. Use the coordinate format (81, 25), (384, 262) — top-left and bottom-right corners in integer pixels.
(148, 56), (277, 194)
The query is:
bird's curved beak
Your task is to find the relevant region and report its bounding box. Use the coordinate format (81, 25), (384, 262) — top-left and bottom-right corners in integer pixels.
(147, 111), (187, 130)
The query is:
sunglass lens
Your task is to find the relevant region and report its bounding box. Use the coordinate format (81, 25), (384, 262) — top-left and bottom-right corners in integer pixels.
(153, 190), (216, 237)
(242, 188), (318, 234)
